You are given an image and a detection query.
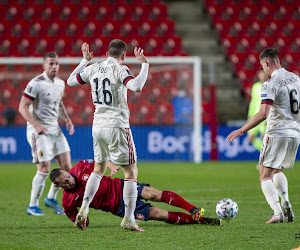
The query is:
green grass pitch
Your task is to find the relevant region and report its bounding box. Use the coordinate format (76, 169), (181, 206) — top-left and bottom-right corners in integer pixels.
(0, 161), (299, 249)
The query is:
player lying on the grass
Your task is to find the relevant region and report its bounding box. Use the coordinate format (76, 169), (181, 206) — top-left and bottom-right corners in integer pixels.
(49, 160), (221, 229)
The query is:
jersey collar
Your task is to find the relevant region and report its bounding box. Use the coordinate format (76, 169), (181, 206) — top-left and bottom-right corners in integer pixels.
(107, 57), (119, 65)
(271, 68), (284, 78)
(42, 72), (56, 83)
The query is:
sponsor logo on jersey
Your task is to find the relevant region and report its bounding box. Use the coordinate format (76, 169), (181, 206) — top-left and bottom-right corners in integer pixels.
(82, 174), (89, 181)
(261, 94), (267, 97)
(136, 214), (145, 220)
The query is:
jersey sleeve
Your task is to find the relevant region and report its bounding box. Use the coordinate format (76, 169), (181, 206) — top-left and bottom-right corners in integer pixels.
(67, 59), (90, 86)
(119, 65), (135, 86)
(120, 63), (149, 92)
(62, 195), (79, 222)
(261, 81), (274, 105)
(23, 80), (39, 101)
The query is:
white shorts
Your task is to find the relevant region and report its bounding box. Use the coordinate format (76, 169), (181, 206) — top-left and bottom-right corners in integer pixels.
(259, 136), (300, 170)
(92, 127), (137, 165)
(26, 125), (70, 163)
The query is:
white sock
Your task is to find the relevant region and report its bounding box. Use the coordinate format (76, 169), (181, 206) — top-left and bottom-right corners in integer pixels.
(261, 178), (282, 215)
(123, 179), (137, 223)
(47, 183), (61, 200)
(273, 172), (289, 206)
(29, 171), (49, 207)
(80, 172), (102, 213)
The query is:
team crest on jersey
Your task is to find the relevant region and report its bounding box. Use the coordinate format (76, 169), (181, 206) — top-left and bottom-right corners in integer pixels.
(136, 214), (145, 220)
(82, 174), (89, 181)
(60, 92), (63, 97)
(39, 151), (43, 157)
(262, 85), (267, 91)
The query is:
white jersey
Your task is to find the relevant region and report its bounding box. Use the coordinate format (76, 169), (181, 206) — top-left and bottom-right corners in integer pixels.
(77, 57), (135, 128)
(23, 72), (65, 127)
(261, 68), (300, 137)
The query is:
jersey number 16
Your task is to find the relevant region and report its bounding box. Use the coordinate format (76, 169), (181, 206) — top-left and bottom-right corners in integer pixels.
(92, 78), (112, 105)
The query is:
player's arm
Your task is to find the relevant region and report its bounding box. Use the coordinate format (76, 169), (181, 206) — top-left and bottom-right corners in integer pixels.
(67, 42), (93, 87)
(125, 47), (149, 92)
(227, 103), (271, 142)
(18, 95), (47, 135)
(59, 100), (74, 135)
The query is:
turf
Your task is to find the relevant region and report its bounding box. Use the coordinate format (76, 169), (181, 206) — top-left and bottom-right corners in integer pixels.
(0, 161), (299, 249)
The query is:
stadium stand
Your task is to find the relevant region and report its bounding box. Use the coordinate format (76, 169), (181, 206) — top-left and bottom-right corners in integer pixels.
(204, 0), (300, 100)
(0, 0), (204, 126)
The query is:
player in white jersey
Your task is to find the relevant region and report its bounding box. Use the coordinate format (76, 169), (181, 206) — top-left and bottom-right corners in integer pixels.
(19, 52), (75, 216)
(67, 40), (149, 231)
(227, 48), (299, 224)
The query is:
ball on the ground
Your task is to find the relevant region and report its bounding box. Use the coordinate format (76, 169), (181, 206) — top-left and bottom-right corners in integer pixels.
(216, 198), (238, 220)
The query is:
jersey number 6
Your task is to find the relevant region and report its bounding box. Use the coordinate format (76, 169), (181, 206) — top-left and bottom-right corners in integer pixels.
(289, 89), (299, 114)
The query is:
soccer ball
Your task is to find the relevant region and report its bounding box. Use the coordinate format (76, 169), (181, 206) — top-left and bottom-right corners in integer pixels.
(216, 198), (238, 220)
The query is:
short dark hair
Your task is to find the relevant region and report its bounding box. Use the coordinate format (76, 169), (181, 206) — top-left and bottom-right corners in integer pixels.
(108, 39), (127, 58)
(50, 168), (62, 184)
(259, 48), (279, 62)
(43, 52), (58, 61)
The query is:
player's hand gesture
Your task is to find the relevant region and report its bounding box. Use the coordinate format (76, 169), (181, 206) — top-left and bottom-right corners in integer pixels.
(81, 42), (93, 61)
(134, 47), (148, 64)
(66, 119), (75, 135)
(107, 161), (120, 177)
(34, 123), (47, 135)
(227, 128), (244, 142)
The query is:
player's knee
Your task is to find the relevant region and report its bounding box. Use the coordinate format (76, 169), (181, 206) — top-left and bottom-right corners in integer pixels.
(37, 161), (51, 173)
(149, 207), (166, 221)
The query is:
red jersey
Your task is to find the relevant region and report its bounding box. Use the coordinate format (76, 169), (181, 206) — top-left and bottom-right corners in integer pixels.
(62, 160), (122, 222)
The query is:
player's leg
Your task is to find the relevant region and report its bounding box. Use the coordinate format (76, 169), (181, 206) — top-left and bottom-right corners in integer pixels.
(44, 132), (71, 214)
(109, 128), (142, 231)
(120, 163), (142, 230)
(148, 207), (220, 225)
(26, 130), (52, 216)
(273, 138), (299, 222)
(76, 161), (107, 229)
(259, 137), (288, 223)
(76, 128), (111, 229)
(27, 161), (51, 216)
(141, 186), (204, 220)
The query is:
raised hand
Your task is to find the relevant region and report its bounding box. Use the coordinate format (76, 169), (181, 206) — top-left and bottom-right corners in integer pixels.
(81, 42), (93, 61)
(134, 47), (148, 64)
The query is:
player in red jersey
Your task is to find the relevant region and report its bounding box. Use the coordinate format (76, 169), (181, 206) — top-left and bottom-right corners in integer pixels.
(50, 160), (221, 229)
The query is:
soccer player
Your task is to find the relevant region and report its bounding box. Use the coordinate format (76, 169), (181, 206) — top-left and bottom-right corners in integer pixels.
(227, 48), (299, 224)
(247, 69), (268, 151)
(49, 160), (220, 229)
(19, 52), (74, 216)
(67, 40), (149, 231)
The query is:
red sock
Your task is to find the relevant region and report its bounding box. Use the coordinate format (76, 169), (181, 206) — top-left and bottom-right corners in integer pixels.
(167, 212), (197, 225)
(161, 191), (195, 212)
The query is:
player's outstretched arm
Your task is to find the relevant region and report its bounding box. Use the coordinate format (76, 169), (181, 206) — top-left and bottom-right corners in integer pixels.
(67, 42), (92, 87)
(125, 47), (149, 92)
(227, 103), (271, 142)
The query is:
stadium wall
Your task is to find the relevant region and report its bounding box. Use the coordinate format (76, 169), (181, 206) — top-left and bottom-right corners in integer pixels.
(1, 125), (293, 162)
